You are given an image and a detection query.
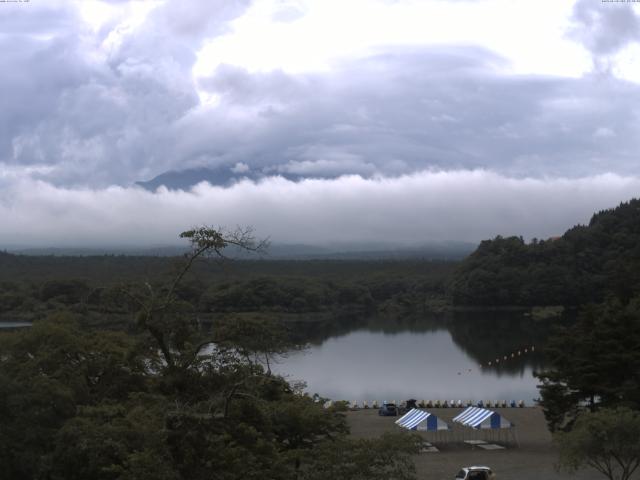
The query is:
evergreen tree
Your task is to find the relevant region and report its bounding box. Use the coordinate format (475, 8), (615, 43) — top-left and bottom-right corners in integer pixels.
(536, 297), (640, 431)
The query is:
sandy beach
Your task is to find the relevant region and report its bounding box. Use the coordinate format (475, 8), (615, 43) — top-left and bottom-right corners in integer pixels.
(346, 407), (605, 480)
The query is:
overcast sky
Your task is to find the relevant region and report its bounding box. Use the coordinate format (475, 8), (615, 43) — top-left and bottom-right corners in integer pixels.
(1, 0), (640, 247)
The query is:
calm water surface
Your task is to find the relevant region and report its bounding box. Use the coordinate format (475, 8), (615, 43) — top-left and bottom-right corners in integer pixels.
(275, 315), (548, 403)
(0, 315), (549, 403)
(0, 322), (32, 329)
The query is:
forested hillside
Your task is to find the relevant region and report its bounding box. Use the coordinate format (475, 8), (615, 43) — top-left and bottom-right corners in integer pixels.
(0, 254), (454, 325)
(451, 198), (640, 306)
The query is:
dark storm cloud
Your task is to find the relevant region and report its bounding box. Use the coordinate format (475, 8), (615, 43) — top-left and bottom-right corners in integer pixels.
(0, 0), (250, 186)
(569, 0), (640, 71)
(189, 47), (640, 179)
(570, 0), (640, 55)
(0, 4), (88, 166)
(1, 1), (639, 188)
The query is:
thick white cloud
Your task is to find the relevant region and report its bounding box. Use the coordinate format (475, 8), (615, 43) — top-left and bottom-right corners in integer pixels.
(195, 0), (588, 77)
(1, 171), (638, 247)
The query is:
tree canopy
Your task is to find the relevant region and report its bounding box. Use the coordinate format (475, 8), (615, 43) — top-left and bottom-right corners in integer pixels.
(535, 297), (640, 432)
(556, 407), (640, 480)
(0, 227), (421, 479)
(451, 198), (640, 306)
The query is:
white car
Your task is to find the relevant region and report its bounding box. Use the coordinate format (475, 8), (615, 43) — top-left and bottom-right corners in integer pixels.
(455, 466), (496, 480)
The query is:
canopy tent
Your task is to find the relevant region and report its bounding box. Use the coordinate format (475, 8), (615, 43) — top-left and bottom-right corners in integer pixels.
(452, 406), (513, 429)
(395, 408), (450, 431)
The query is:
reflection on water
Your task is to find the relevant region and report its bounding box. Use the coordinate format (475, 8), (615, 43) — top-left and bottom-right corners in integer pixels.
(0, 314), (554, 401)
(0, 321), (32, 329)
(275, 312), (556, 403)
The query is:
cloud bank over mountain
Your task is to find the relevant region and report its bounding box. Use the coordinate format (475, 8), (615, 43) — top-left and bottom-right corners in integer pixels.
(2, 171), (639, 247)
(2, 0), (640, 246)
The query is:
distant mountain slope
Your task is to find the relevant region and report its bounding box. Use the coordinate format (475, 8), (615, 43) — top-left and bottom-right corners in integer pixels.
(7, 246), (189, 257)
(136, 166), (253, 190)
(135, 165), (310, 190)
(451, 198), (640, 306)
(6, 242), (475, 261)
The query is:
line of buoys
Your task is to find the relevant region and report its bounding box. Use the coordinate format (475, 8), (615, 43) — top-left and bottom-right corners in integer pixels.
(485, 345), (536, 367)
(448, 344), (537, 371)
(325, 399), (528, 410)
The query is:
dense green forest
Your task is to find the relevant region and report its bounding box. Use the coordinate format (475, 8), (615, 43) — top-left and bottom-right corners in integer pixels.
(0, 228), (423, 479)
(451, 199), (640, 306)
(7, 197), (639, 325)
(0, 253), (454, 327)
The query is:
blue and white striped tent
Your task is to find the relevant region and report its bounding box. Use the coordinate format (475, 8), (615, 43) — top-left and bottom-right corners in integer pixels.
(395, 408), (450, 431)
(452, 406), (513, 429)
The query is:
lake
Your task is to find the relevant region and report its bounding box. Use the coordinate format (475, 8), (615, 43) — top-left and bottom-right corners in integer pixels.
(0, 313), (552, 404)
(274, 313), (551, 404)
(0, 321), (32, 329)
